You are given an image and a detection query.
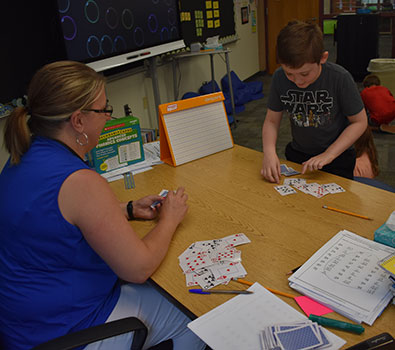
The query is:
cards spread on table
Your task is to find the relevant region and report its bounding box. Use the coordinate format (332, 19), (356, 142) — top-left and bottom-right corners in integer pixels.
(179, 233), (251, 289)
(273, 179), (345, 198)
(260, 321), (332, 350)
(150, 189), (169, 208)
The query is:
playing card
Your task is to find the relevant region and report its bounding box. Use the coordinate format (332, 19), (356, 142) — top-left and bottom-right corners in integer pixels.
(179, 251), (211, 273)
(222, 233), (251, 247)
(293, 183), (310, 194)
(150, 189), (169, 208)
(321, 183), (345, 194)
(283, 167), (301, 176)
(209, 247), (241, 263)
(211, 261), (247, 282)
(283, 178), (306, 186)
(275, 325), (323, 350)
(280, 164), (290, 174)
(185, 272), (199, 287)
(304, 183), (330, 198)
(274, 185), (297, 196)
(178, 244), (209, 261)
(194, 269), (223, 289)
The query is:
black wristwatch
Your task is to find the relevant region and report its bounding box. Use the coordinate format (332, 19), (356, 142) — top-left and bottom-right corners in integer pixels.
(127, 200), (135, 220)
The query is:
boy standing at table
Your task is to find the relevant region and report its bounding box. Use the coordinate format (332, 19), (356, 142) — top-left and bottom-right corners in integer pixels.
(261, 21), (367, 183)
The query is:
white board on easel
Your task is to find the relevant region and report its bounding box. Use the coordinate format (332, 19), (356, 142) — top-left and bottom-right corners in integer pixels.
(159, 92), (234, 166)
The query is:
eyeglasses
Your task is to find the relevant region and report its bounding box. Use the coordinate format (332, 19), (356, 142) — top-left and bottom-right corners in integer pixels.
(82, 105), (114, 117)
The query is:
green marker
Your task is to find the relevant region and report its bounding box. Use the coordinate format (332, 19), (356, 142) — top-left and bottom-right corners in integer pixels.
(309, 314), (365, 335)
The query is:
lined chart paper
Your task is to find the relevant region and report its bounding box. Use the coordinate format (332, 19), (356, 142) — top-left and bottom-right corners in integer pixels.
(159, 92), (233, 166)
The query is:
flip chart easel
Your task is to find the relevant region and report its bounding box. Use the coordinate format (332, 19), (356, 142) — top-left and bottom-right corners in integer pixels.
(158, 92), (233, 166)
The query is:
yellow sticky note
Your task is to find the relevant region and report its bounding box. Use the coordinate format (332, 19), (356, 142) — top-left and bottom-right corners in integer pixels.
(214, 10), (220, 18)
(206, 1), (212, 9)
(214, 19), (220, 28)
(213, 1), (219, 9)
(187, 12), (191, 21)
(197, 28), (202, 36)
(207, 20), (213, 28)
(206, 10), (213, 19)
(180, 12), (185, 21)
(380, 254), (395, 275)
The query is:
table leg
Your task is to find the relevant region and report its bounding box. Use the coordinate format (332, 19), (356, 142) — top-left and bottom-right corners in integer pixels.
(225, 51), (236, 121)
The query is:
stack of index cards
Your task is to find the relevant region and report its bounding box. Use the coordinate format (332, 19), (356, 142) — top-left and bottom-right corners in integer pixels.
(260, 321), (332, 350)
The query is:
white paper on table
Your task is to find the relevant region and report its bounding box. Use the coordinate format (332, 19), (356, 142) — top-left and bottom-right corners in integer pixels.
(187, 283), (346, 350)
(101, 160), (153, 182)
(288, 230), (394, 325)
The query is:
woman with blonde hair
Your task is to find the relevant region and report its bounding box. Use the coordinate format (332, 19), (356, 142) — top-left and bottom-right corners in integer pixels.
(0, 61), (205, 350)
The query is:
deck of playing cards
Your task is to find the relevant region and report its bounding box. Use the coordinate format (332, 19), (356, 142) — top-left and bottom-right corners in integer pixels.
(260, 321), (332, 350)
(280, 164), (301, 177)
(150, 189), (169, 208)
(178, 233), (251, 289)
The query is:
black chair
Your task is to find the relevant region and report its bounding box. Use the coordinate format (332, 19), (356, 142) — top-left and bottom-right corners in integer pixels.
(32, 317), (147, 350)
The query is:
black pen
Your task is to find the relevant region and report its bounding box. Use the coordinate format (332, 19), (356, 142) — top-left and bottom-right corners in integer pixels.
(286, 265), (302, 276)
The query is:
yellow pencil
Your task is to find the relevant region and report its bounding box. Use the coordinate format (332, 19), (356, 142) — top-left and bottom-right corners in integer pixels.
(322, 205), (372, 220)
(235, 278), (296, 299)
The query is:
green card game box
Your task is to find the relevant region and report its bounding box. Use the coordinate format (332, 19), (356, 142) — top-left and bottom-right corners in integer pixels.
(88, 116), (145, 174)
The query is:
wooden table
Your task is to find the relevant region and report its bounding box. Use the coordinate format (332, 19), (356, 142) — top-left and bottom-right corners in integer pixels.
(109, 145), (395, 348)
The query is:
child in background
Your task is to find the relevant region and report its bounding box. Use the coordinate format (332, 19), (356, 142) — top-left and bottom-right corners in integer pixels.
(261, 20), (367, 183)
(361, 74), (395, 134)
(353, 127), (379, 179)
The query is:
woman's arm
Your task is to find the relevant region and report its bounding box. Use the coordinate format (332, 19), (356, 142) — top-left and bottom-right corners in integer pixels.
(58, 169), (188, 283)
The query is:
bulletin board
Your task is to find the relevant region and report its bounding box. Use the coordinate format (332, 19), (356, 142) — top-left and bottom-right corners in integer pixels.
(179, 0), (236, 46)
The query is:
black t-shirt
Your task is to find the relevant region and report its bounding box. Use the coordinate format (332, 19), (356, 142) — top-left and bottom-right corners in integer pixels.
(268, 62), (364, 155)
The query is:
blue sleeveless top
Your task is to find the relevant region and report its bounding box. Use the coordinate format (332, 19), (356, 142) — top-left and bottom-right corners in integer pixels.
(0, 137), (120, 350)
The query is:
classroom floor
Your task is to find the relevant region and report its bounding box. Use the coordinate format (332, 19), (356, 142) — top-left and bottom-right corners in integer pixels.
(231, 34), (395, 189)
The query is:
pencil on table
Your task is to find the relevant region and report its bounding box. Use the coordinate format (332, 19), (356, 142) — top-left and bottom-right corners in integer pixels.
(235, 278), (296, 299)
(286, 265), (302, 276)
(322, 205), (372, 220)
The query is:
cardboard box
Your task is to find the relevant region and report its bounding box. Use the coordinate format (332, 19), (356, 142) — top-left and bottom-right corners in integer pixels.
(88, 116), (144, 174)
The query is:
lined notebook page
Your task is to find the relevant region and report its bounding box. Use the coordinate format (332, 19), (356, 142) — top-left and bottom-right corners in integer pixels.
(163, 101), (233, 166)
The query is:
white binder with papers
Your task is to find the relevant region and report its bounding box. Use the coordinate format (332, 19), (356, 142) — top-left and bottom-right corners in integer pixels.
(288, 230), (395, 325)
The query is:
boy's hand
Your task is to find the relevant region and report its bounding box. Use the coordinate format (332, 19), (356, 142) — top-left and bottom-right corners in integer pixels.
(261, 154), (281, 183)
(301, 152), (335, 174)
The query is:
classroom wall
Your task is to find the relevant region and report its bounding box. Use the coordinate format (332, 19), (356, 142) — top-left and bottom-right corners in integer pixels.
(0, 1), (261, 169)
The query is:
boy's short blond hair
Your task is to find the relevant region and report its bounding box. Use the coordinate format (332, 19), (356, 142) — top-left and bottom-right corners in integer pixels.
(276, 20), (324, 68)
(363, 74), (381, 88)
